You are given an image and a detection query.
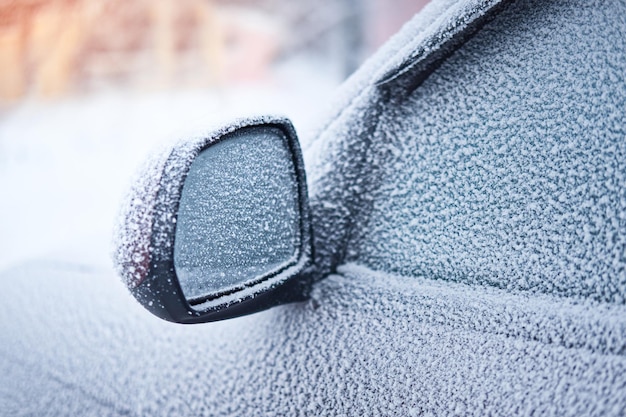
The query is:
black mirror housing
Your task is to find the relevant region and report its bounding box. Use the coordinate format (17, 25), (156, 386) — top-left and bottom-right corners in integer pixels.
(113, 117), (312, 323)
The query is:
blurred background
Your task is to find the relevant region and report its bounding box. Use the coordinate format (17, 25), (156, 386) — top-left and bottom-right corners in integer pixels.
(0, 0), (428, 272)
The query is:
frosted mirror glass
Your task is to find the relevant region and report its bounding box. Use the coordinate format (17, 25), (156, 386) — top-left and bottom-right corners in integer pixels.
(174, 127), (301, 303)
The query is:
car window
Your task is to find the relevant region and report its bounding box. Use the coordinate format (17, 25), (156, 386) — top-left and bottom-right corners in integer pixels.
(345, 0), (626, 303)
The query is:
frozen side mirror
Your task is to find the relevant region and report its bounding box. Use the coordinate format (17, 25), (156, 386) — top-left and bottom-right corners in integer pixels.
(114, 117), (312, 323)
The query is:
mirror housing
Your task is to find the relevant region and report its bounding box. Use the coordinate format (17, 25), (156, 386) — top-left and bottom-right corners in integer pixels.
(113, 117), (312, 323)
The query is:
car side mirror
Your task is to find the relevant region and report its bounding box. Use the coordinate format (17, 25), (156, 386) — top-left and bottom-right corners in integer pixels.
(113, 117), (312, 323)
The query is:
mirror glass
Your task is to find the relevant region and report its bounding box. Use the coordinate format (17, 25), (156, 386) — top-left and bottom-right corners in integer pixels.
(174, 127), (301, 303)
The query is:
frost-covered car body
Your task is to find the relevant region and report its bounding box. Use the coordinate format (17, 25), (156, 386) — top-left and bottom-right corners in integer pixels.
(2, 0), (626, 415)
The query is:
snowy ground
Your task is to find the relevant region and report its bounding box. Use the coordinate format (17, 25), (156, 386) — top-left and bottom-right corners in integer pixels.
(0, 60), (340, 273)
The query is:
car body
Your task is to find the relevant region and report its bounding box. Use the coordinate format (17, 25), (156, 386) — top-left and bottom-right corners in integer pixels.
(2, 0), (626, 415)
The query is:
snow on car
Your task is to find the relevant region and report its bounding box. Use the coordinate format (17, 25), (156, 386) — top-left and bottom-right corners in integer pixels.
(2, 0), (626, 415)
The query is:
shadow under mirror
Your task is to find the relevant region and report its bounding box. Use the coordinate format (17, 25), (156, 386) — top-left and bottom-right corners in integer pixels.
(173, 127), (301, 305)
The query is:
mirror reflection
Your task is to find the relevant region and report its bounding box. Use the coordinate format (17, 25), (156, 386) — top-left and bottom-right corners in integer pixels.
(174, 127), (300, 303)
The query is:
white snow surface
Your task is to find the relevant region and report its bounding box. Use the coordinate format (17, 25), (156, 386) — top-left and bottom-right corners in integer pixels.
(1, 262), (625, 416)
(2, 0), (626, 415)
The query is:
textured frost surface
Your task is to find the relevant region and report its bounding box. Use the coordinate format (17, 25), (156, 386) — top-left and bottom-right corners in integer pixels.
(174, 128), (299, 300)
(308, 0), (626, 303)
(112, 115), (295, 292)
(14, 0), (625, 415)
(349, 0), (626, 302)
(112, 145), (171, 288)
(304, 0), (506, 277)
(2, 263), (625, 416)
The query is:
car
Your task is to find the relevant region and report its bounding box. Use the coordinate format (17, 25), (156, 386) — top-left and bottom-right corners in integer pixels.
(2, 0), (626, 415)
